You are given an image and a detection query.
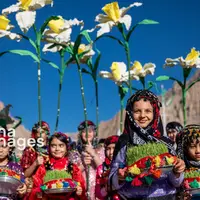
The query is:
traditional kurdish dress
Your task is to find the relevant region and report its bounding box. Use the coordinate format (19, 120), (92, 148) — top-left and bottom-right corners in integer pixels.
(29, 156), (87, 200)
(0, 161), (25, 200)
(95, 135), (120, 200)
(109, 90), (183, 200)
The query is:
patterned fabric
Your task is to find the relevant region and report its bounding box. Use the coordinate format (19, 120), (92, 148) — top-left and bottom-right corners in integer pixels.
(109, 90), (182, 199)
(31, 121), (50, 139)
(29, 157), (87, 200)
(20, 146), (48, 172)
(113, 90), (175, 159)
(177, 124), (200, 168)
(0, 162), (25, 200)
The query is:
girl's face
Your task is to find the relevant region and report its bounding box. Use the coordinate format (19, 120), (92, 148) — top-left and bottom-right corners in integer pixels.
(81, 127), (94, 143)
(167, 129), (178, 142)
(133, 99), (154, 128)
(36, 128), (48, 142)
(50, 138), (67, 159)
(187, 138), (200, 161)
(105, 143), (116, 161)
(0, 141), (9, 160)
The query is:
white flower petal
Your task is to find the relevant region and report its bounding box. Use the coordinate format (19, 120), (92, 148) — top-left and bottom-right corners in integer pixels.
(95, 14), (111, 23)
(0, 30), (21, 41)
(118, 62), (127, 76)
(195, 58), (200, 68)
(119, 14), (132, 30)
(16, 11), (36, 33)
(99, 71), (113, 79)
(42, 43), (62, 53)
(2, 3), (20, 15)
(143, 63), (156, 75)
(63, 18), (84, 30)
(96, 21), (115, 37)
(120, 2), (143, 17)
(29, 0), (53, 10)
(164, 58), (180, 67)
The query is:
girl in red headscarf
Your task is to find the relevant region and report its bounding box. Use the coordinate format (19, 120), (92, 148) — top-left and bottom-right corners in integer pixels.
(20, 121), (50, 178)
(29, 132), (87, 200)
(95, 135), (119, 200)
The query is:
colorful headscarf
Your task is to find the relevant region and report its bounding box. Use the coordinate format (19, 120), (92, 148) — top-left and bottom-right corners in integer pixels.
(77, 120), (98, 153)
(166, 121), (183, 133)
(113, 90), (175, 159)
(104, 135), (119, 147)
(31, 121), (50, 138)
(177, 124), (200, 168)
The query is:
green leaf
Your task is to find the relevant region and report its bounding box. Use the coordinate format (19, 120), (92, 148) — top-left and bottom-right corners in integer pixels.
(40, 16), (60, 35)
(119, 86), (129, 100)
(144, 176), (153, 186)
(42, 58), (60, 71)
(95, 35), (124, 46)
(82, 68), (91, 75)
(19, 34), (37, 50)
(65, 57), (74, 66)
(93, 49), (101, 74)
(156, 76), (170, 81)
(80, 30), (92, 43)
(183, 68), (192, 79)
(126, 24), (138, 42)
(138, 19), (159, 25)
(186, 78), (200, 92)
(73, 34), (82, 55)
(0, 50), (39, 63)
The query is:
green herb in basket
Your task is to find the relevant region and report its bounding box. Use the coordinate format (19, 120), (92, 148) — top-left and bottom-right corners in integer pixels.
(185, 170), (200, 178)
(126, 142), (168, 166)
(44, 170), (72, 183)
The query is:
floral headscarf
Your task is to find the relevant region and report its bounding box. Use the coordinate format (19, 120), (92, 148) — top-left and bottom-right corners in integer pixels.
(113, 90), (175, 160)
(177, 124), (200, 168)
(31, 121), (50, 138)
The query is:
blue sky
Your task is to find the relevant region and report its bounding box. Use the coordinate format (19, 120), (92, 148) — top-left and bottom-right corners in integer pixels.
(1, 0), (200, 134)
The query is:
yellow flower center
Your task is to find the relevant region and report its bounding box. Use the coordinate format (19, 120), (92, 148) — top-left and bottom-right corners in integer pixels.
(110, 62), (121, 81)
(185, 48), (200, 65)
(130, 61), (143, 74)
(78, 44), (86, 54)
(102, 2), (120, 22)
(0, 15), (10, 31)
(48, 17), (64, 34)
(20, 0), (32, 10)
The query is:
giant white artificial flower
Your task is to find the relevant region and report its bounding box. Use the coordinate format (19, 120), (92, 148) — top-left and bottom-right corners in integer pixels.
(2, 0), (53, 33)
(130, 61), (156, 77)
(42, 16), (84, 53)
(164, 48), (200, 69)
(95, 1), (142, 37)
(77, 43), (95, 63)
(0, 15), (21, 41)
(99, 62), (139, 85)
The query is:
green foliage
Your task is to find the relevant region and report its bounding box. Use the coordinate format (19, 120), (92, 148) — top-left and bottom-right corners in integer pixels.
(126, 143), (168, 166)
(44, 170), (72, 183)
(185, 170), (200, 178)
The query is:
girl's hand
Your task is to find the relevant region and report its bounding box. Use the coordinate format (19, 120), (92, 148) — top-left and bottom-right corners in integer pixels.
(85, 142), (96, 157)
(25, 177), (33, 192)
(34, 155), (44, 167)
(173, 158), (185, 177)
(76, 185), (82, 196)
(82, 151), (92, 165)
(118, 168), (127, 181)
(17, 183), (27, 197)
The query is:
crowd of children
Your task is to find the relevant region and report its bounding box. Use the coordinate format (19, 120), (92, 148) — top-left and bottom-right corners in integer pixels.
(0, 89), (200, 199)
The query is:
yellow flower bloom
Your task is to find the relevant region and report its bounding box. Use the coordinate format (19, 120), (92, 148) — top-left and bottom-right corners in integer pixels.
(78, 44), (86, 54)
(111, 62), (122, 81)
(185, 48), (200, 66)
(102, 2), (120, 22)
(128, 164), (141, 175)
(20, 0), (32, 10)
(0, 15), (10, 31)
(48, 17), (64, 34)
(131, 61), (143, 74)
(154, 156), (161, 168)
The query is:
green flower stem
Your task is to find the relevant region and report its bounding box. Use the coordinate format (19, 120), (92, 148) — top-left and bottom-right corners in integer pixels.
(182, 74), (187, 127)
(94, 79), (99, 139)
(75, 55), (90, 199)
(34, 25), (42, 134)
(140, 77), (146, 89)
(124, 42), (132, 96)
(54, 51), (65, 133)
(118, 86), (124, 133)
